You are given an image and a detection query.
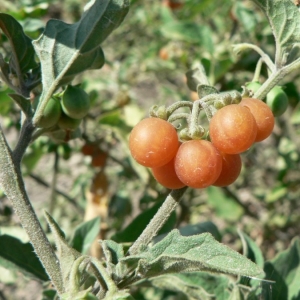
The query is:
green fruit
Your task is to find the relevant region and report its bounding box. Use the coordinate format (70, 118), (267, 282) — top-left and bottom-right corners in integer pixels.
(246, 81), (262, 95)
(61, 85), (90, 119)
(58, 113), (82, 130)
(35, 97), (62, 128)
(266, 86), (289, 117)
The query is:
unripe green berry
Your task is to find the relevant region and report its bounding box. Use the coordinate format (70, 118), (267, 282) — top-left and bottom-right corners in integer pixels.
(61, 85), (90, 119)
(58, 113), (82, 130)
(34, 97), (62, 128)
(266, 86), (289, 117)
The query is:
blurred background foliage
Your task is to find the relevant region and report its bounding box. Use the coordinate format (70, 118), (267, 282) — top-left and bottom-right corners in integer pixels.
(0, 0), (300, 299)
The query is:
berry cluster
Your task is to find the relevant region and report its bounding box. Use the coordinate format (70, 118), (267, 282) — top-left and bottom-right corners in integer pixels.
(33, 85), (90, 142)
(129, 97), (275, 190)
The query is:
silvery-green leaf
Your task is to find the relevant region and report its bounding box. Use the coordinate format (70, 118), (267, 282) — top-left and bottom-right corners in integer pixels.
(252, 0), (300, 66)
(0, 13), (37, 73)
(119, 230), (263, 280)
(32, 0), (129, 96)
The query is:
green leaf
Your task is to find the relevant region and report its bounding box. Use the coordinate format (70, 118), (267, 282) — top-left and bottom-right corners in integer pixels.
(9, 93), (33, 118)
(185, 65), (212, 92)
(44, 212), (81, 285)
(150, 272), (231, 300)
(153, 221), (222, 244)
(238, 230), (264, 268)
(264, 237), (300, 300)
(197, 84), (219, 98)
(111, 200), (176, 243)
(179, 221), (222, 242)
(32, 0), (129, 94)
(150, 273), (213, 300)
(0, 87), (13, 115)
(0, 234), (49, 281)
(70, 216), (101, 254)
(206, 187), (244, 222)
(60, 47), (105, 86)
(101, 240), (125, 265)
(119, 230), (263, 280)
(0, 13), (37, 73)
(252, 0), (300, 66)
(155, 272), (231, 300)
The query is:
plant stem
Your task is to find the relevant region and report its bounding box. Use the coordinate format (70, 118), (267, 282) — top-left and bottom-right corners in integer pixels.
(0, 126), (64, 294)
(233, 43), (275, 72)
(12, 119), (35, 165)
(128, 187), (188, 255)
(166, 101), (193, 116)
(167, 112), (190, 124)
(49, 150), (59, 215)
(253, 69), (286, 100)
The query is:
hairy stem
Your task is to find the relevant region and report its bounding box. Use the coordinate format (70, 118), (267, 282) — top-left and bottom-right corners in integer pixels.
(0, 126), (64, 294)
(167, 112), (190, 124)
(253, 69), (286, 100)
(166, 101), (193, 116)
(233, 43), (275, 72)
(12, 119), (35, 165)
(128, 187), (188, 255)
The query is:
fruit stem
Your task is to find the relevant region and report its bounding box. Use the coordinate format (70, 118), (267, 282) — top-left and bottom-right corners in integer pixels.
(128, 187), (188, 255)
(166, 101), (193, 117)
(167, 112), (191, 124)
(253, 58), (263, 83)
(233, 43), (275, 72)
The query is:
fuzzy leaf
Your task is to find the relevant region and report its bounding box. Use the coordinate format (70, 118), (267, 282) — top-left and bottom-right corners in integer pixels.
(252, 0), (300, 66)
(0, 234), (49, 281)
(238, 230), (264, 268)
(151, 272), (231, 300)
(264, 237), (300, 300)
(197, 85), (219, 99)
(101, 240), (125, 265)
(32, 0), (129, 94)
(185, 66), (212, 92)
(153, 221), (221, 244)
(70, 216), (101, 254)
(118, 230), (263, 280)
(0, 13), (37, 73)
(151, 274), (214, 300)
(8, 94), (33, 118)
(44, 212), (81, 285)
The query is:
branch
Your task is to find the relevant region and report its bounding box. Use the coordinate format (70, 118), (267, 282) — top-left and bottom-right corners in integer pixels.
(128, 187), (188, 255)
(0, 125), (64, 294)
